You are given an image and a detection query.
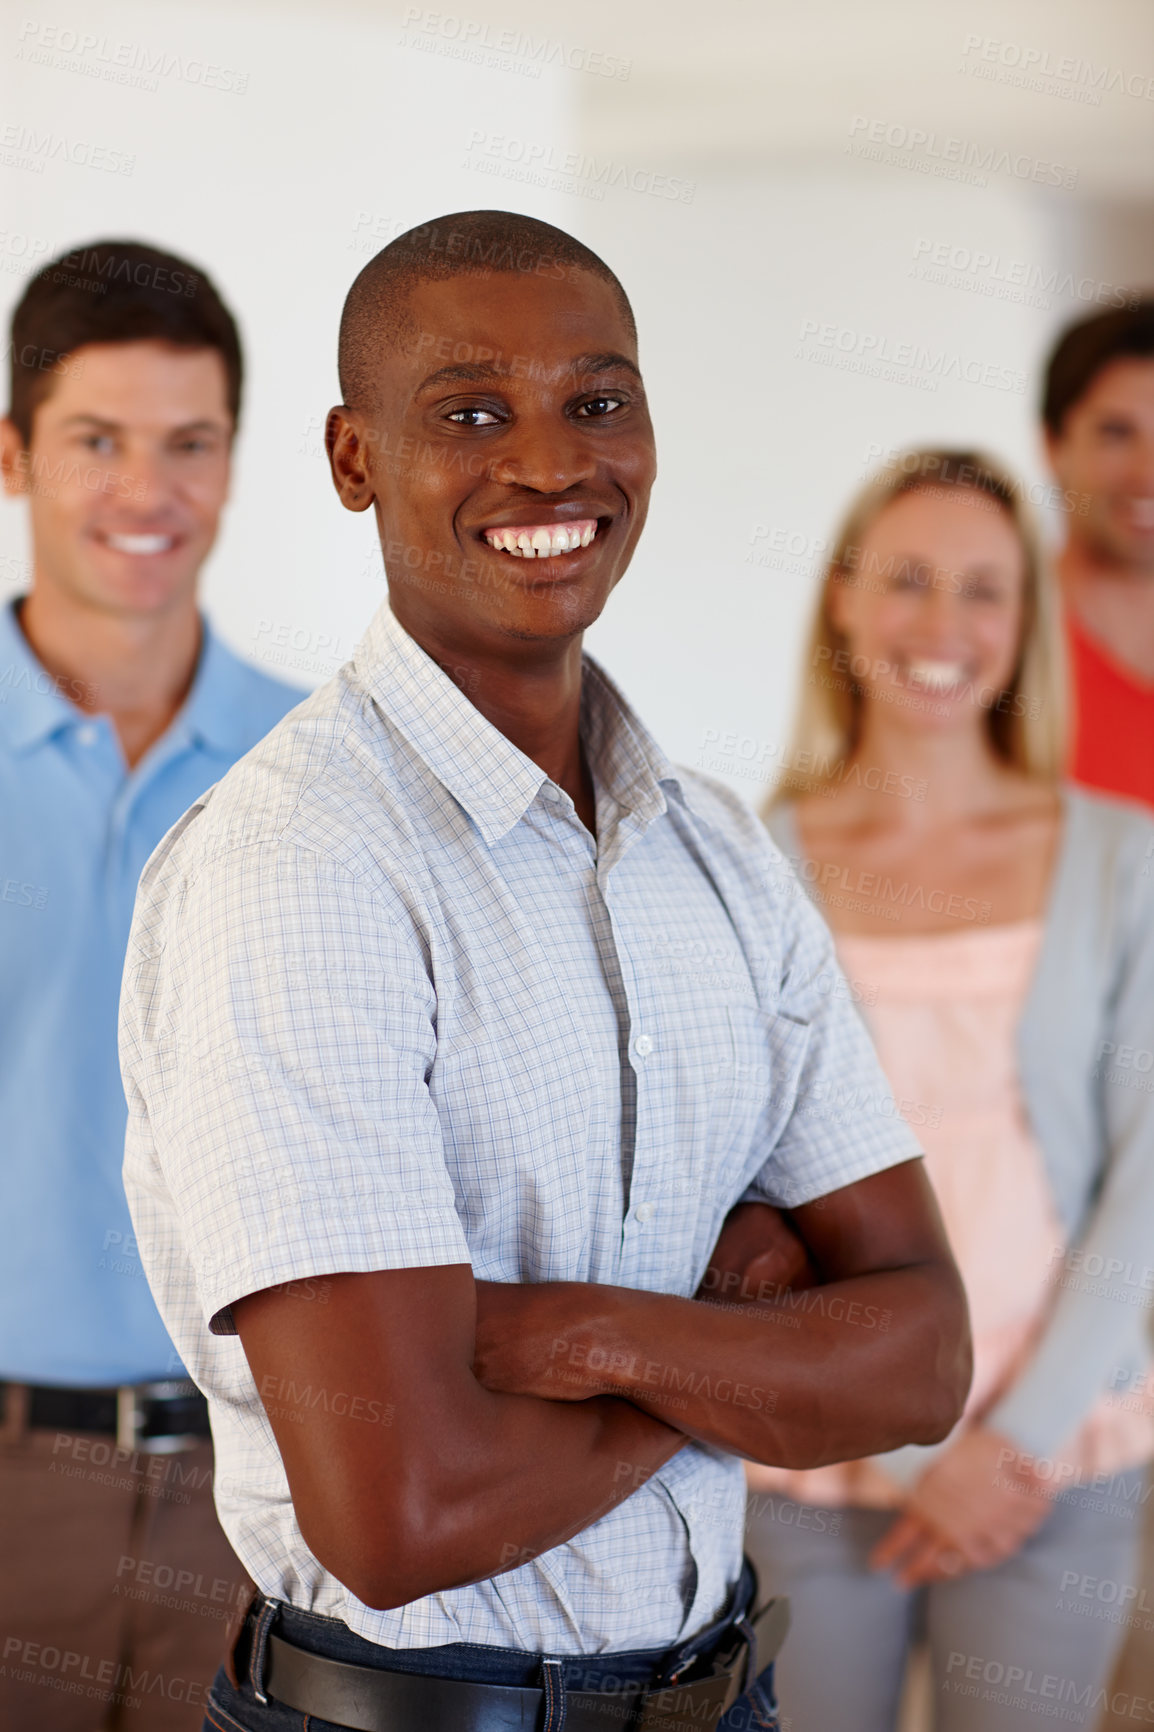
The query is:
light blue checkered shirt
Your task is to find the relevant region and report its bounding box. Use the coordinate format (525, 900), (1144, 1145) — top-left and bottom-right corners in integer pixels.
(120, 599), (921, 1655)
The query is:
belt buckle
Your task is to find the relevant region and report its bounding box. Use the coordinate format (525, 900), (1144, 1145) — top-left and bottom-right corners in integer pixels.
(116, 1379), (203, 1455)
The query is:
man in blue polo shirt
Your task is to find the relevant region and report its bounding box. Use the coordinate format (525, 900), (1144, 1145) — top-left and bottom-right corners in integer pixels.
(0, 240), (301, 1729)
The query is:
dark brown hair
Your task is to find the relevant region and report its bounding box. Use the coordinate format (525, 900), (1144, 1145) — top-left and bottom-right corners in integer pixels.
(1042, 300), (1154, 435)
(7, 238), (242, 443)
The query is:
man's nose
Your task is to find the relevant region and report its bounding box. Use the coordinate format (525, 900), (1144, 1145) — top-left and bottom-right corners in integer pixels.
(487, 413), (598, 494)
(108, 444), (175, 510)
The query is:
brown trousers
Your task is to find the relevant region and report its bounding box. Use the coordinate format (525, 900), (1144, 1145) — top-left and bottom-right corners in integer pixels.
(0, 1405), (252, 1732)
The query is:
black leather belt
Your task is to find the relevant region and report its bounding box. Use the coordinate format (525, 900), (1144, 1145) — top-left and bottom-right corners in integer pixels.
(1, 1378), (211, 1453)
(262, 1597), (790, 1732)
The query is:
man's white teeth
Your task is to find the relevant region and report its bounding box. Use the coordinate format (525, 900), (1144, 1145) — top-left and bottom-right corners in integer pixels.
(1129, 499), (1154, 529)
(105, 533), (175, 555)
(482, 519), (598, 558)
(907, 658), (966, 691)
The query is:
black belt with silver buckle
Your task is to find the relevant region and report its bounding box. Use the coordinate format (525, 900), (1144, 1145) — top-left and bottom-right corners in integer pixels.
(1, 1378), (211, 1453)
(261, 1597), (790, 1732)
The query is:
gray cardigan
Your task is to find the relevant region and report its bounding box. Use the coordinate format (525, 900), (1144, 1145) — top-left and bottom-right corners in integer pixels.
(766, 785), (1154, 1479)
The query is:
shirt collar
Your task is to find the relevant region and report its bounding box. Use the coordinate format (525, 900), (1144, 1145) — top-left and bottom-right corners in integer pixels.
(0, 600), (80, 751)
(0, 598), (252, 758)
(176, 622), (268, 755)
(353, 601), (686, 846)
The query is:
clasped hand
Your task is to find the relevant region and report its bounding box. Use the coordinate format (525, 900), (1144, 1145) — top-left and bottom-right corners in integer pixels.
(869, 1427), (1057, 1586)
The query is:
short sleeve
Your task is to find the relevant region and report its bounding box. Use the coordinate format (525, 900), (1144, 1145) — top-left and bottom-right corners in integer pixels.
(742, 864), (924, 1208)
(120, 841), (469, 1334)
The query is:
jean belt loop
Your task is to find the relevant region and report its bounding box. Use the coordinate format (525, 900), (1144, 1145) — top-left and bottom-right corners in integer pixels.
(540, 1656), (567, 1732)
(249, 1596), (280, 1705)
(0, 1382), (30, 1447)
(733, 1615), (758, 1697)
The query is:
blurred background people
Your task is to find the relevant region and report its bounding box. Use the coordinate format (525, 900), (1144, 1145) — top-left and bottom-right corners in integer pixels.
(1043, 302), (1154, 809)
(743, 449), (1154, 1732)
(0, 241), (302, 1730)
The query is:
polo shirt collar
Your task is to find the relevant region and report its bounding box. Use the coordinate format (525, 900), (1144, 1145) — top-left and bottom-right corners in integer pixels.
(0, 599), (82, 752)
(354, 601), (685, 846)
(177, 624), (267, 756)
(0, 598), (249, 758)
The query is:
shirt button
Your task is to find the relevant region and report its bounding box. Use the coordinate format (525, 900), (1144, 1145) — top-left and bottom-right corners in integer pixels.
(635, 1202), (656, 1224)
(541, 782), (561, 802)
(634, 1034), (653, 1058)
(77, 724), (97, 745)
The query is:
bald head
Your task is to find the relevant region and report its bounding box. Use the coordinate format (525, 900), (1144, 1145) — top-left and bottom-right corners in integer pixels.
(336, 209), (636, 413)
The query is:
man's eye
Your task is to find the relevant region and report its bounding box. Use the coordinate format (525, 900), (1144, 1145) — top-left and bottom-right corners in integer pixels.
(1097, 420), (1133, 441)
(446, 407), (501, 427)
(575, 396), (623, 418)
(80, 433), (115, 453)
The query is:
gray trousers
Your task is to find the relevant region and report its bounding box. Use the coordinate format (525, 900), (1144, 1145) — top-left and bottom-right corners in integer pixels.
(744, 1475), (1150, 1732)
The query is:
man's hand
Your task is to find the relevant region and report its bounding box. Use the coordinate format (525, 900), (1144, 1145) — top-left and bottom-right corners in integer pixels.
(869, 1428), (1055, 1586)
(474, 1203), (821, 1402)
(474, 1163), (971, 1469)
(696, 1201), (818, 1304)
(473, 1280), (597, 1401)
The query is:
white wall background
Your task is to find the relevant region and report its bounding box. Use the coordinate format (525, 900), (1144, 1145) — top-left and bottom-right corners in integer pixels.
(3, 0), (1154, 802)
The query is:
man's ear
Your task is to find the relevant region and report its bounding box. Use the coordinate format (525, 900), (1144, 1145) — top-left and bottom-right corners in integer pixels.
(325, 406), (376, 514)
(0, 416), (30, 499)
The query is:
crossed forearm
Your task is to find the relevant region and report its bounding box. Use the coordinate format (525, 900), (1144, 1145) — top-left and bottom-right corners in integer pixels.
(474, 1264), (966, 1468)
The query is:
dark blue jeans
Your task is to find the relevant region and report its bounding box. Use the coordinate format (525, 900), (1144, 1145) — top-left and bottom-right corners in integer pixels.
(203, 1570), (780, 1732)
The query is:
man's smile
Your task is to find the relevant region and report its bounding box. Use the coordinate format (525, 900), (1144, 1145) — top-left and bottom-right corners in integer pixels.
(481, 518), (599, 559)
(92, 529), (181, 556)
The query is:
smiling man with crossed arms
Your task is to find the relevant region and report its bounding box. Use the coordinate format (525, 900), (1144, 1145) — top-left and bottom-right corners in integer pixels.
(120, 210), (970, 1732)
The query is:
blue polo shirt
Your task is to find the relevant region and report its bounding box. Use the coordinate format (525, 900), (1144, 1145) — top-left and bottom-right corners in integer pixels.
(0, 599), (302, 1385)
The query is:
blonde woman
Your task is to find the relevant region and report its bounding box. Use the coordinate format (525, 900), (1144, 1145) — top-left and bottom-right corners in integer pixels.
(745, 449), (1154, 1731)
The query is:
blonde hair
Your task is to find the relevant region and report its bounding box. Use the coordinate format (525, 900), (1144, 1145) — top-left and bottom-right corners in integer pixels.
(765, 447), (1067, 811)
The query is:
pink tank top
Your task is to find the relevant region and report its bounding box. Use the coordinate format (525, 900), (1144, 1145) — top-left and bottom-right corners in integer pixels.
(748, 919), (1154, 1508)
